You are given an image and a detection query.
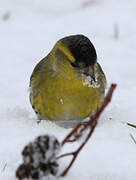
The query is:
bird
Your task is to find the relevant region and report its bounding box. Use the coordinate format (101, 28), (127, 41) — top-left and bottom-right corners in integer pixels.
(29, 34), (106, 121)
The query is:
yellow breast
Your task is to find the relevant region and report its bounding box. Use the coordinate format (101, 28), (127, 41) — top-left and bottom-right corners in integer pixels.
(30, 59), (106, 120)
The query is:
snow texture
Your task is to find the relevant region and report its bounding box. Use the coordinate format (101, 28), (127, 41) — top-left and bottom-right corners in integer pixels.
(0, 0), (136, 180)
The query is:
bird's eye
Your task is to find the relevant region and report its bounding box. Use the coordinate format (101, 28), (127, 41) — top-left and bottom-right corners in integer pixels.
(71, 61), (86, 68)
(71, 62), (79, 68)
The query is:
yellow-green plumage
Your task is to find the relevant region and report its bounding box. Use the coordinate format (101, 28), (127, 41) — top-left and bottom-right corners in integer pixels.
(30, 35), (106, 121)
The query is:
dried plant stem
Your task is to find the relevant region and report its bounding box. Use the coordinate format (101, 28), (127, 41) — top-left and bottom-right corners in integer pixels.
(60, 122), (97, 176)
(130, 133), (136, 144)
(127, 123), (136, 129)
(60, 83), (117, 177)
(62, 84), (117, 146)
(61, 123), (83, 145)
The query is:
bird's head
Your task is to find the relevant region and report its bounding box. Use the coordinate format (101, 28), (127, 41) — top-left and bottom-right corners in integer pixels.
(52, 34), (97, 81)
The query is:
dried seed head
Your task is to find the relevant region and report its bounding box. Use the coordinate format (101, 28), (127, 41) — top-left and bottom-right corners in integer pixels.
(16, 135), (60, 180)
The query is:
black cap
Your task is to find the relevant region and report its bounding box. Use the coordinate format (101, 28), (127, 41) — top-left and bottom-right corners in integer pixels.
(61, 34), (97, 68)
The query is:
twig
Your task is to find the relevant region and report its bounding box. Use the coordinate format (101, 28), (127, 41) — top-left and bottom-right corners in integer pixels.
(2, 163), (7, 172)
(60, 83), (117, 176)
(127, 123), (136, 129)
(60, 121), (97, 176)
(130, 133), (136, 144)
(57, 152), (74, 159)
(62, 84), (117, 146)
(61, 123), (84, 145)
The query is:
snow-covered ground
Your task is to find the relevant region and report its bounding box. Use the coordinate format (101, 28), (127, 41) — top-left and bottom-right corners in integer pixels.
(0, 0), (136, 179)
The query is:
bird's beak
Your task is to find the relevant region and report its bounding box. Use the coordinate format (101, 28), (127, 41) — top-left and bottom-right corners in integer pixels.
(81, 66), (96, 82)
(89, 66), (96, 82)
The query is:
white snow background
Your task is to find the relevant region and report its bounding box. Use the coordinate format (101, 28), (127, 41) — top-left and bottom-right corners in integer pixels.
(0, 0), (136, 179)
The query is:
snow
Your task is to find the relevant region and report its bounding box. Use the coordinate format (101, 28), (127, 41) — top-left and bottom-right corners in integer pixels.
(0, 0), (136, 179)
(82, 73), (100, 88)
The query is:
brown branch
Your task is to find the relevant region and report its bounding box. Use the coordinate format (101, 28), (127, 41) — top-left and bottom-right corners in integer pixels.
(86, 83), (116, 127)
(57, 152), (75, 159)
(60, 83), (117, 177)
(61, 123), (83, 146)
(62, 84), (116, 146)
(60, 121), (97, 176)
